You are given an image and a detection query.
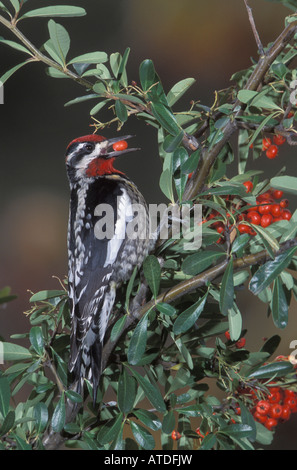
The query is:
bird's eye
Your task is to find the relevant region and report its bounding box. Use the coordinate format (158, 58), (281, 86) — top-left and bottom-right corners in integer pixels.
(85, 143), (94, 152)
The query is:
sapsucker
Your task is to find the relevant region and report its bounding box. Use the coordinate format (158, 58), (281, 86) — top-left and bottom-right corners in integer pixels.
(65, 134), (150, 404)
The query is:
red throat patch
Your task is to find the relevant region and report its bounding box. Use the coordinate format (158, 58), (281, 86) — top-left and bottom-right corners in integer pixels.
(85, 157), (123, 177)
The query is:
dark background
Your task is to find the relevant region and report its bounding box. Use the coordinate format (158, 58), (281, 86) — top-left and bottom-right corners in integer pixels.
(0, 0), (297, 449)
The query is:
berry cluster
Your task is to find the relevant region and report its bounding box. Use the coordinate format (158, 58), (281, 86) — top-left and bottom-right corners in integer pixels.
(252, 387), (297, 431)
(207, 183), (292, 243)
(262, 134), (286, 160)
(238, 185), (292, 234)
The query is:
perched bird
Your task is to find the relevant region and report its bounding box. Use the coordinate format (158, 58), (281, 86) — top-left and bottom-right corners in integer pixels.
(65, 134), (150, 404)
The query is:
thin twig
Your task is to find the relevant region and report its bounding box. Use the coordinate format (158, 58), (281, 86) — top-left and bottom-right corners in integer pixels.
(244, 0), (265, 56)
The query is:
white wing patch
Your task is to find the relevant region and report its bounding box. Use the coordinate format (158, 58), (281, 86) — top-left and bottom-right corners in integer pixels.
(104, 188), (133, 267)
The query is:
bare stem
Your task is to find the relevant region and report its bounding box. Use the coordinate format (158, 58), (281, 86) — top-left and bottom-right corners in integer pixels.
(244, 0), (265, 56)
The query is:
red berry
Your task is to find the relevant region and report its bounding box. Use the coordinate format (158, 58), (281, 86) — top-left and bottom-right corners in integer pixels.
(253, 411), (268, 424)
(269, 404), (283, 419)
(247, 211), (261, 225)
(235, 407), (241, 416)
(266, 145), (279, 159)
(262, 137), (272, 150)
(195, 427), (209, 438)
(238, 223), (250, 234)
(235, 338), (246, 349)
(284, 397), (297, 412)
(268, 386), (281, 394)
(281, 405), (291, 421)
(256, 400), (271, 416)
(272, 189), (284, 200)
(225, 331), (231, 340)
(280, 199), (289, 208)
(284, 390), (296, 399)
(243, 181), (253, 193)
(273, 134), (286, 146)
(249, 227), (257, 236)
(257, 192), (273, 202)
(260, 214), (273, 228)
(171, 430), (181, 441)
(265, 418), (278, 431)
(258, 201), (272, 215)
(268, 392), (282, 404)
(216, 225), (225, 234)
(282, 209), (292, 221)
(270, 204), (282, 218)
(187, 172), (194, 180)
(112, 140), (128, 152)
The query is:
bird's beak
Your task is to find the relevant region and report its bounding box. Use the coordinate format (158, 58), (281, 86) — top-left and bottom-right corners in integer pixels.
(104, 135), (140, 158)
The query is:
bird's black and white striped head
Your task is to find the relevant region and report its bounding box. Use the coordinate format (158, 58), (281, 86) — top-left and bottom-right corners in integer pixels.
(65, 134), (138, 182)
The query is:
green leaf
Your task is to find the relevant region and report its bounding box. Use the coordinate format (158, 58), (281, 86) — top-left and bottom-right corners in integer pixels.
(51, 393), (65, 432)
(67, 51), (108, 65)
(3, 342), (32, 361)
(117, 368), (137, 413)
(97, 412), (124, 445)
(182, 251), (223, 276)
(0, 2), (11, 16)
(133, 409), (162, 431)
(117, 46), (130, 86)
(228, 303), (242, 341)
(238, 90), (282, 111)
(247, 361), (294, 379)
(128, 311), (150, 365)
(271, 277), (288, 329)
(34, 403), (48, 434)
(167, 78), (196, 107)
(48, 20), (70, 64)
(12, 434), (31, 450)
(64, 93), (99, 107)
(47, 67), (67, 78)
(20, 5), (86, 20)
(29, 326), (44, 356)
(260, 335), (281, 355)
(130, 421), (155, 450)
(219, 259), (234, 316)
(162, 410), (175, 434)
(65, 390), (83, 403)
(173, 293), (207, 335)
(29, 290), (65, 302)
(151, 102), (181, 136)
(0, 37), (33, 56)
(143, 255), (161, 298)
(159, 168), (174, 202)
(127, 367), (166, 412)
(0, 376), (10, 417)
(90, 100), (109, 116)
(0, 60), (30, 85)
(255, 421), (273, 446)
(220, 423), (253, 439)
(139, 59), (156, 91)
(125, 266), (138, 313)
(270, 176), (297, 196)
(172, 147), (188, 201)
(0, 410), (15, 436)
(9, 0), (19, 13)
(239, 402), (257, 442)
(163, 131), (185, 153)
(115, 99), (128, 123)
(249, 246), (297, 295)
(156, 302), (177, 317)
(110, 315), (127, 342)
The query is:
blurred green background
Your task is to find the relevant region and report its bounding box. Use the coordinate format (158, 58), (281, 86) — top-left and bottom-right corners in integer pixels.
(0, 0), (297, 449)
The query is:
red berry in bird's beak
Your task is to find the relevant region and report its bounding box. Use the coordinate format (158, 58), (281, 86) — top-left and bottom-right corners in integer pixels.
(112, 140), (128, 152)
